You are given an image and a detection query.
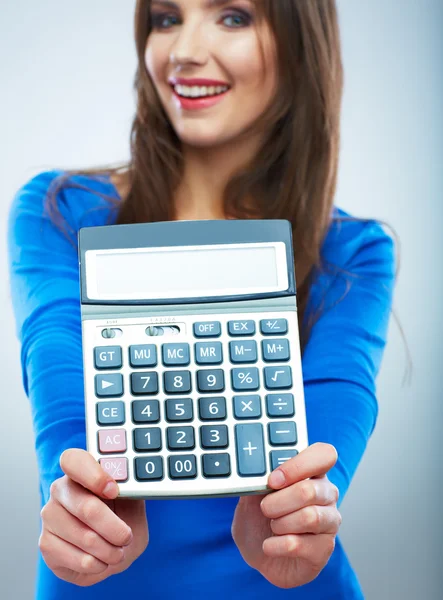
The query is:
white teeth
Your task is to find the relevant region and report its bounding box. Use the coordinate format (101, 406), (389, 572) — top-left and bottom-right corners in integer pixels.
(174, 84), (229, 98)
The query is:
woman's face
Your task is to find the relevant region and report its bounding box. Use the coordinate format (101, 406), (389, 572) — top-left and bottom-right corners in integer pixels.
(145, 0), (278, 149)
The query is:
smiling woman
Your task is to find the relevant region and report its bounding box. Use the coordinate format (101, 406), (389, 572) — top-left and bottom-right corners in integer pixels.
(7, 0), (404, 598)
(145, 0), (278, 153)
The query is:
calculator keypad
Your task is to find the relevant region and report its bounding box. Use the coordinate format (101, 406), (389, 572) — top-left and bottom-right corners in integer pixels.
(84, 312), (307, 498)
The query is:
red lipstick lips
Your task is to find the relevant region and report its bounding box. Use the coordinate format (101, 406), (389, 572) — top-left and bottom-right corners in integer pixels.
(169, 77), (231, 111)
(169, 77), (230, 87)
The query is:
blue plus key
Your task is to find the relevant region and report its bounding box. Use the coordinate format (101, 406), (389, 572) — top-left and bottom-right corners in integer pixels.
(235, 423), (266, 476)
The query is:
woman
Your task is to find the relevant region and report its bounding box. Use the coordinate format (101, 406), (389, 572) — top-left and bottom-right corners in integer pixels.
(7, 0), (398, 598)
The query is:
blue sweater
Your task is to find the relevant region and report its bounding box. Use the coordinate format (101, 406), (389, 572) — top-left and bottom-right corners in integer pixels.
(7, 170), (396, 599)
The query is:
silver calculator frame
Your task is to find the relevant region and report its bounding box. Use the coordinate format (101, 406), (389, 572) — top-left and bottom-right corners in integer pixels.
(81, 296), (309, 500)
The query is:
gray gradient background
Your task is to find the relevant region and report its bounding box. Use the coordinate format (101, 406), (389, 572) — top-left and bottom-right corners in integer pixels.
(1, 1), (441, 598)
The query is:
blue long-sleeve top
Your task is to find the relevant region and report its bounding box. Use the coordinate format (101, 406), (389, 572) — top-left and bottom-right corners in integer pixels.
(7, 170), (396, 599)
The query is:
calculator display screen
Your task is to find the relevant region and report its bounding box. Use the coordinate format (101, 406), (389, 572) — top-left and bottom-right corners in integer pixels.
(85, 242), (288, 301)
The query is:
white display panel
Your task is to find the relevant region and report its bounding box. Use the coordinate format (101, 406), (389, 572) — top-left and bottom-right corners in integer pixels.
(85, 242), (288, 301)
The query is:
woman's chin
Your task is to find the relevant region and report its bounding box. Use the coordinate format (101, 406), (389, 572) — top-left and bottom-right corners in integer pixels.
(177, 133), (233, 150)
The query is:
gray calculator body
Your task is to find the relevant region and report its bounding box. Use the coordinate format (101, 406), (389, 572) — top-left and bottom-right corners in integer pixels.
(79, 219), (308, 500)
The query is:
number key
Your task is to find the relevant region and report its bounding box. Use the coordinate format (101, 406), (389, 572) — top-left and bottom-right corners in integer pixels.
(164, 370), (192, 394)
(197, 369), (225, 393)
(167, 426), (195, 450)
(132, 400), (160, 423)
(135, 456), (163, 481)
(165, 398), (193, 422)
(131, 372), (158, 395)
(198, 397), (227, 421)
(200, 425), (228, 449)
(169, 455), (197, 479)
(133, 427), (162, 452)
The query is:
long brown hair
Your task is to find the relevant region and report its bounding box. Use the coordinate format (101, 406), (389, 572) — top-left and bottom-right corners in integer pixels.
(43, 0), (411, 380)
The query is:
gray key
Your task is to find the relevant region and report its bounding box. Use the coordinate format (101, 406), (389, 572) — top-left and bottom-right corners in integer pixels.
(195, 342), (223, 365)
(229, 340), (257, 364)
(197, 369), (225, 393)
(131, 372), (159, 395)
(193, 321), (221, 338)
(162, 343), (190, 366)
(228, 320), (255, 336)
(133, 427), (162, 451)
(94, 346), (122, 369)
(260, 319), (288, 335)
(95, 373), (123, 398)
(169, 455), (197, 479)
(270, 449), (299, 471)
(235, 423), (266, 476)
(262, 339), (290, 362)
(231, 367), (260, 391)
(202, 453), (231, 478)
(233, 395), (261, 419)
(198, 397), (226, 421)
(266, 393), (295, 418)
(264, 366), (292, 389)
(200, 425), (228, 449)
(268, 421), (297, 446)
(167, 426), (195, 450)
(135, 456), (163, 481)
(129, 344), (157, 367)
(132, 400), (160, 423)
(96, 401), (125, 425)
(165, 398), (193, 421)
(164, 370), (192, 394)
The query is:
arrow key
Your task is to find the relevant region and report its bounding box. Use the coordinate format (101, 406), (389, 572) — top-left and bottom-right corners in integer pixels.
(95, 373), (124, 397)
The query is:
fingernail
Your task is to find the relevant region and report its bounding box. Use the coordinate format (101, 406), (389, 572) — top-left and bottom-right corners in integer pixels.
(103, 481), (119, 498)
(117, 548), (126, 562)
(124, 529), (134, 546)
(269, 469), (286, 488)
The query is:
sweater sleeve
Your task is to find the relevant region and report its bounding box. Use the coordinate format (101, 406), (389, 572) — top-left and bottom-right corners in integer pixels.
(7, 171), (93, 505)
(301, 221), (396, 507)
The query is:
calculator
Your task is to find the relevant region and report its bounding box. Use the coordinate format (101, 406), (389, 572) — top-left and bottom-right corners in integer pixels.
(78, 219), (309, 499)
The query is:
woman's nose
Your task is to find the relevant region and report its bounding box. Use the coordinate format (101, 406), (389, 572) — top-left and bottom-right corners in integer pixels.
(169, 24), (209, 67)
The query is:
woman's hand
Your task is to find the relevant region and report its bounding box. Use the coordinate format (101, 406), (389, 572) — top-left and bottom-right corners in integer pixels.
(231, 442), (341, 589)
(39, 449), (148, 587)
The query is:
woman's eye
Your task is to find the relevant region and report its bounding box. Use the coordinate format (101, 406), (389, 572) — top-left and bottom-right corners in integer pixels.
(150, 13), (180, 30)
(150, 10), (252, 31)
(222, 11), (252, 28)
